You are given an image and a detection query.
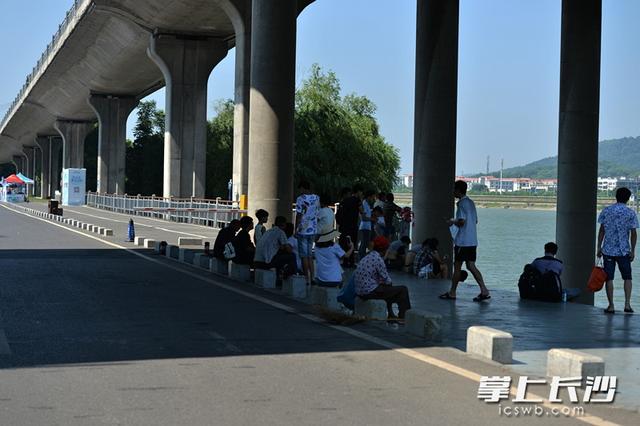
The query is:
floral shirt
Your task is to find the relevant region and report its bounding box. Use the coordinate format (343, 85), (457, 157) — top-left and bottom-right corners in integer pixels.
(354, 251), (391, 296)
(296, 193), (320, 236)
(598, 203), (639, 257)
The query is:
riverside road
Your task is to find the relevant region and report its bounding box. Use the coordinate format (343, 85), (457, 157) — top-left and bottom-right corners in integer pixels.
(0, 203), (638, 425)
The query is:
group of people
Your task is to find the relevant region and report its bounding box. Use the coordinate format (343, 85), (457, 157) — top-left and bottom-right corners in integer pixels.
(212, 179), (637, 319)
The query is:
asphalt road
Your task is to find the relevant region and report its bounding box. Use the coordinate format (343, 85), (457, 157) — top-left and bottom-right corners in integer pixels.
(0, 202), (638, 425)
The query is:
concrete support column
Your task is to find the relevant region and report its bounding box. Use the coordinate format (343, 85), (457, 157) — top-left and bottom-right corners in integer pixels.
(556, 0), (602, 305)
(88, 94), (138, 194)
(35, 136), (51, 198)
(412, 0), (459, 260)
(50, 137), (63, 194)
(247, 0), (297, 219)
(54, 120), (93, 169)
(12, 155), (24, 173)
(22, 147), (35, 196)
(232, 9), (251, 202)
(147, 33), (228, 198)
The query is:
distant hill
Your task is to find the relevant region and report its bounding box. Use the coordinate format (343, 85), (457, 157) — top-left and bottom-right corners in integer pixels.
(478, 137), (640, 179)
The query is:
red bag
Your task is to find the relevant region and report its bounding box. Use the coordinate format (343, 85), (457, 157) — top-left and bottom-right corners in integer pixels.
(587, 259), (607, 292)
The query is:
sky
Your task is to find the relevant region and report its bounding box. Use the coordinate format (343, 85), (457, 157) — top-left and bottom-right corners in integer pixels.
(2, 0), (640, 175)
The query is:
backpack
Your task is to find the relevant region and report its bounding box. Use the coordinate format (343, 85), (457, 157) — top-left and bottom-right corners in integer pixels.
(537, 271), (563, 302)
(518, 264), (541, 300)
(518, 264), (563, 302)
(223, 242), (236, 260)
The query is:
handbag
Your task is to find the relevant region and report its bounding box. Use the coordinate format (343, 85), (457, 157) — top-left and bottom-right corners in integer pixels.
(223, 242), (236, 260)
(587, 258), (607, 292)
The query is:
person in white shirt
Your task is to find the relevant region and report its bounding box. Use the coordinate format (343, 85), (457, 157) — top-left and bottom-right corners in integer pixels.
(285, 222), (302, 273)
(358, 190), (376, 259)
(315, 227), (354, 287)
(440, 180), (490, 302)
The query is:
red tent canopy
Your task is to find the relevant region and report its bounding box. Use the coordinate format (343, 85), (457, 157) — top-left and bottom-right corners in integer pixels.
(4, 174), (24, 184)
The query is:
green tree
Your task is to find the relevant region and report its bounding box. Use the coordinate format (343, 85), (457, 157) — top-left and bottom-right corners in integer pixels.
(294, 64), (400, 201)
(206, 100), (234, 198)
(126, 100), (164, 195)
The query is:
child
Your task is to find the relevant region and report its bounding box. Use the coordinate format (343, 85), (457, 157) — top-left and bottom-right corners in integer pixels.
(254, 209), (269, 246)
(285, 222), (302, 274)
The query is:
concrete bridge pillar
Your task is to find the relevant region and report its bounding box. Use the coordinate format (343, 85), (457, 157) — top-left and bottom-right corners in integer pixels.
(247, 0), (297, 219)
(22, 146), (36, 196)
(35, 136), (51, 198)
(50, 137), (63, 195)
(232, 9), (252, 202)
(12, 155), (24, 174)
(412, 0), (459, 261)
(556, 0), (602, 305)
(54, 120), (93, 169)
(147, 33), (228, 199)
(88, 94), (139, 194)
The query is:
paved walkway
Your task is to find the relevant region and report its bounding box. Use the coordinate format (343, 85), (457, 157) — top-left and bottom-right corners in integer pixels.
(387, 271), (640, 412)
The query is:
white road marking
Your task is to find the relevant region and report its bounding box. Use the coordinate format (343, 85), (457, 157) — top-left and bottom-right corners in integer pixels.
(0, 202), (620, 426)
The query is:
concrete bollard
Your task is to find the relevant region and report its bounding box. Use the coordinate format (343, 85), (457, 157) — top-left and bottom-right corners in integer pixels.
(406, 309), (443, 341)
(193, 253), (210, 269)
(547, 349), (604, 378)
(310, 286), (340, 311)
(178, 237), (203, 247)
(101, 228), (113, 236)
(254, 268), (277, 289)
(210, 258), (229, 275)
(144, 239), (156, 249)
(283, 275), (307, 299)
(179, 248), (196, 264)
(166, 245), (180, 259)
(154, 241), (167, 255)
(229, 262), (251, 282)
(134, 236), (146, 246)
(96, 227), (104, 234)
(466, 326), (513, 364)
(355, 298), (388, 320)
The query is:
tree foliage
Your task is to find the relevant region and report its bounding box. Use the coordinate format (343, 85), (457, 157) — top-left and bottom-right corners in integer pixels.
(126, 100), (164, 195)
(121, 65), (400, 200)
(206, 100), (234, 198)
(294, 64), (400, 201)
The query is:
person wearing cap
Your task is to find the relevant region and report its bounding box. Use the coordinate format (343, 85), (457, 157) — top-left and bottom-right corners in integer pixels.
(354, 236), (412, 320)
(315, 226), (355, 287)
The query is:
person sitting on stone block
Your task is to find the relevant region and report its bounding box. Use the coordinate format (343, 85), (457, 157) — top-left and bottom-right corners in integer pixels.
(354, 236), (411, 320)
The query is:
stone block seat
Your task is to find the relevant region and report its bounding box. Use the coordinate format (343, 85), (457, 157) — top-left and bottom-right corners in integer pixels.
(354, 297), (387, 320)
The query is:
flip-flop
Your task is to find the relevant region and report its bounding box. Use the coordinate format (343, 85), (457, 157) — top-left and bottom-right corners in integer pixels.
(624, 307), (634, 314)
(439, 292), (456, 300)
(604, 308), (615, 314)
(473, 294), (491, 302)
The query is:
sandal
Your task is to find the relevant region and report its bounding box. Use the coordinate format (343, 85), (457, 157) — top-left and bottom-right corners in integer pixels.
(473, 294), (491, 302)
(439, 292), (456, 300)
(624, 307), (634, 314)
(604, 308), (615, 314)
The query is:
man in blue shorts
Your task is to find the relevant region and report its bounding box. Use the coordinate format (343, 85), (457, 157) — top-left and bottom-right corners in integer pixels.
(440, 180), (490, 302)
(598, 187), (638, 314)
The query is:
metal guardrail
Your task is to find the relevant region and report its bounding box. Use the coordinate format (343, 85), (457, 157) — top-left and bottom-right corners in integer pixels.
(0, 0), (91, 131)
(85, 192), (247, 228)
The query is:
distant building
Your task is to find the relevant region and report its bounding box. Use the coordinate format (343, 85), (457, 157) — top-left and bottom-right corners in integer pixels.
(597, 177), (618, 191)
(402, 174), (413, 188)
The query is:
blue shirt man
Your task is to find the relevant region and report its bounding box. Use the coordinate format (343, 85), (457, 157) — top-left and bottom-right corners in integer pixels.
(597, 187), (638, 314)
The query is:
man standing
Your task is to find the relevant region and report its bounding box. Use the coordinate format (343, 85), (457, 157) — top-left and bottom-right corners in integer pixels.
(337, 185), (363, 267)
(597, 187), (638, 314)
(295, 181), (320, 283)
(440, 180), (490, 302)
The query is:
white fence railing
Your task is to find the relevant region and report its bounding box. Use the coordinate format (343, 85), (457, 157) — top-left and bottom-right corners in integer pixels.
(85, 192), (247, 228)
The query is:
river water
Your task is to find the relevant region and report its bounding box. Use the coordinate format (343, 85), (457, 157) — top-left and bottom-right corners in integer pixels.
(463, 208), (637, 309)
